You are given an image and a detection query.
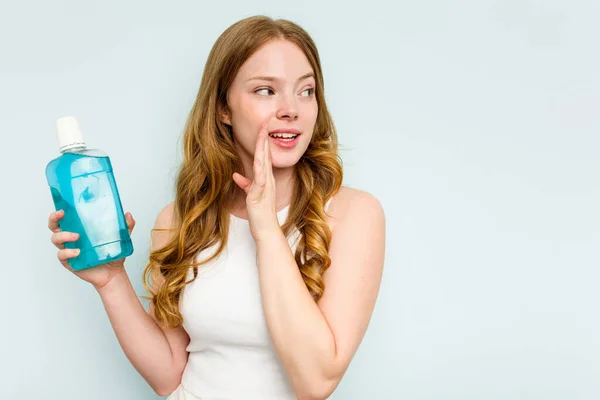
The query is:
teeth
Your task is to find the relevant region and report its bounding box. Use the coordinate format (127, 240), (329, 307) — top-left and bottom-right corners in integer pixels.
(269, 133), (298, 139)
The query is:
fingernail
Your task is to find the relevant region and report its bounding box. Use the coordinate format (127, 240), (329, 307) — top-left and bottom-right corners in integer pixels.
(75, 249), (81, 255)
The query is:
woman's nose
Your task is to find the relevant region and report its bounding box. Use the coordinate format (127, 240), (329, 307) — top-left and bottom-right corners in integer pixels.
(275, 94), (299, 120)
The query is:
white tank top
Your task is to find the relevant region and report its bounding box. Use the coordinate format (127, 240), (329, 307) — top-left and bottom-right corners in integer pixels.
(179, 199), (332, 399)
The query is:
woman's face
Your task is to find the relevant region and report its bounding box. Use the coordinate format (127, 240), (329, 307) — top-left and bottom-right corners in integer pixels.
(222, 39), (318, 173)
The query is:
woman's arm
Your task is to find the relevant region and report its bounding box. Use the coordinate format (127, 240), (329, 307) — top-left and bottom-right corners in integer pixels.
(96, 202), (190, 396)
(256, 188), (385, 399)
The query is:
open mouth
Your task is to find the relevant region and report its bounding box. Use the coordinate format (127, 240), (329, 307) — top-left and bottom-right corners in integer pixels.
(268, 133), (299, 141)
(267, 133), (301, 148)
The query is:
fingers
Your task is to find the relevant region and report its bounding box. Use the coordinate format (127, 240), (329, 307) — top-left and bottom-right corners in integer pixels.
(48, 210), (64, 233)
(263, 127), (272, 177)
(254, 123), (265, 168)
(57, 248), (80, 263)
(232, 172), (252, 193)
(254, 138), (266, 187)
(234, 121), (271, 194)
(125, 212), (136, 234)
(260, 123), (274, 191)
(50, 212), (135, 250)
(254, 124), (269, 187)
(51, 231), (79, 250)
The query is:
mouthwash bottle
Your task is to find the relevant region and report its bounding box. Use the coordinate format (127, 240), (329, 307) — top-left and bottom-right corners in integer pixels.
(45, 116), (134, 271)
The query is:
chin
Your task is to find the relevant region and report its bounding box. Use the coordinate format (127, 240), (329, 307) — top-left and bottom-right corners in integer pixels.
(270, 153), (302, 170)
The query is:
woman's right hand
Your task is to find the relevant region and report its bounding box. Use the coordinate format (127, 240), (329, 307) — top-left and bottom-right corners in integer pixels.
(48, 209), (136, 291)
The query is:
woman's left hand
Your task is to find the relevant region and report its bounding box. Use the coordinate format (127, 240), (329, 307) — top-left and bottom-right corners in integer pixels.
(232, 122), (280, 241)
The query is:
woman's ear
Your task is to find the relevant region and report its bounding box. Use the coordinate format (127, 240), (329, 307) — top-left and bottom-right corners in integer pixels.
(218, 102), (232, 126)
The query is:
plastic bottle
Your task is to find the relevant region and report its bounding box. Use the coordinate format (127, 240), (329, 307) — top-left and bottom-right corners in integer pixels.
(45, 116), (134, 270)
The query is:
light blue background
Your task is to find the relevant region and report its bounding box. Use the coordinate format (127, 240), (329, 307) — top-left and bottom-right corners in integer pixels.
(1, 0), (598, 399)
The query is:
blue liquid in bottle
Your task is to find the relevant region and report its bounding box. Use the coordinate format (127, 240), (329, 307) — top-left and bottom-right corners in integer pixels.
(45, 117), (133, 270)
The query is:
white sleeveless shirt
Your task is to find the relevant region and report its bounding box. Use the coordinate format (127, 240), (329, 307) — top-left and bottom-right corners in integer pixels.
(176, 199), (332, 399)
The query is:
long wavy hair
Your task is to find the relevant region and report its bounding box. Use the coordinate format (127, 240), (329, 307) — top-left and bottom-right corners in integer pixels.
(142, 15), (343, 328)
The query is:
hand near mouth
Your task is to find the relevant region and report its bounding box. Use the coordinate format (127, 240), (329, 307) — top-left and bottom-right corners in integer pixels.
(232, 121), (281, 241)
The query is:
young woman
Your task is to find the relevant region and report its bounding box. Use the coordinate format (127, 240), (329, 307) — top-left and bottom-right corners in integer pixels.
(48, 15), (385, 400)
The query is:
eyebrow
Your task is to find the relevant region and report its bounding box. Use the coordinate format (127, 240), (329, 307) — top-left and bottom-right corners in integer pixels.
(246, 72), (315, 83)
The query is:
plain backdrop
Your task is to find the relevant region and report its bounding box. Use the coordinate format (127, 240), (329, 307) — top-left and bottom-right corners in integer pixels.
(1, 0), (598, 399)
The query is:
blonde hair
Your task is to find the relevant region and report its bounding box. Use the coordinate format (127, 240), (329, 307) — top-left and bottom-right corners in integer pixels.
(143, 15), (343, 328)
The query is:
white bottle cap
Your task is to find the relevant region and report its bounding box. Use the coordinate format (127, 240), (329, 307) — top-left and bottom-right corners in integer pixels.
(56, 116), (87, 153)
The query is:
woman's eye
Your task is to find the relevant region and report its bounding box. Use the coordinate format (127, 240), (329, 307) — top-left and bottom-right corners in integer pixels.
(254, 87), (314, 97)
(255, 88), (274, 96)
(301, 88), (315, 97)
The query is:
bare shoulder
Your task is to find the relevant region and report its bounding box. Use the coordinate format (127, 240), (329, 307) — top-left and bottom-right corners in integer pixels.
(327, 186), (385, 230)
(148, 202), (178, 291)
(154, 201), (177, 231)
(151, 202), (178, 249)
